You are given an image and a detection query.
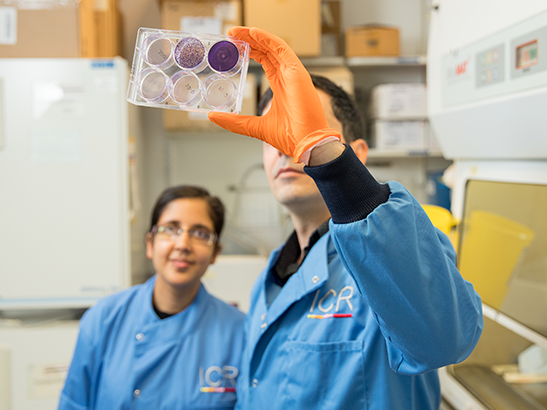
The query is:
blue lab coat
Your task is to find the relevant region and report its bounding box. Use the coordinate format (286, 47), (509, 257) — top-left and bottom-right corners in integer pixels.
(59, 276), (245, 410)
(235, 148), (483, 409)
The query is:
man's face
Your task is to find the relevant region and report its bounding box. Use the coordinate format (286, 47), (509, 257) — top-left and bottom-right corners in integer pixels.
(262, 89), (345, 209)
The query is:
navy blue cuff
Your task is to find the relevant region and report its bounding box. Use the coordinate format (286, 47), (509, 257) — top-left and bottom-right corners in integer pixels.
(304, 144), (391, 224)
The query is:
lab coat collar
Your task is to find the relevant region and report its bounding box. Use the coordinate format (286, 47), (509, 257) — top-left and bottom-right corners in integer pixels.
(135, 275), (211, 345)
(261, 233), (331, 326)
(296, 231), (332, 293)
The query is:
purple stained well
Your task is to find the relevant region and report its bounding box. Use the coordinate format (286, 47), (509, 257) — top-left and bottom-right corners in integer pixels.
(174, 38), (206, 69)
(208, 41), (239, 72)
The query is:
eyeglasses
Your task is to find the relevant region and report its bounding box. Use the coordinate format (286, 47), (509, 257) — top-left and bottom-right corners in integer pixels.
(151, 225), (217, 246)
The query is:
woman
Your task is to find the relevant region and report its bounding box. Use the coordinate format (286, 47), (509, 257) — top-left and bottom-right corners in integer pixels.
(59, 185), (244, 410)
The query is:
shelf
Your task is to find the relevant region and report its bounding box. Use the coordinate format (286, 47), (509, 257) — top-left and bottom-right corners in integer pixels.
(299, 56), (346, 67)
(346, 56), (427, 67)
(249, 55), (426, 69)
(249, 57), (344, 68)
(367, 149), (444, 159)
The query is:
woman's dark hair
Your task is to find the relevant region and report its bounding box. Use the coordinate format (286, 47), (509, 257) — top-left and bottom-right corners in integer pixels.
(257, 74), (364, 143)
(149, 185), (225, 243)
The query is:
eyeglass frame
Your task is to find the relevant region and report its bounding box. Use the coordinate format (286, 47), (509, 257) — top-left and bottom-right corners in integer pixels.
(150, 224), (218, 246)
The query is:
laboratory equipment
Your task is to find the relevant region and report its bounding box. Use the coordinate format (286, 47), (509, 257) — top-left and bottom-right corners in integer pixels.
(126, 28), (250, 113)
(428, 1), (547, 409)
(0, 58), (131, 309)
(428, 1), (547, 161)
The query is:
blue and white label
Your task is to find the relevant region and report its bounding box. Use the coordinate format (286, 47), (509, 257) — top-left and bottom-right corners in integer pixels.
(91, 60), (115, 69)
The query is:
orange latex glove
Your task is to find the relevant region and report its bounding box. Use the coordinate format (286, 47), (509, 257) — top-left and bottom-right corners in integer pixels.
(208, 27), (341, 164)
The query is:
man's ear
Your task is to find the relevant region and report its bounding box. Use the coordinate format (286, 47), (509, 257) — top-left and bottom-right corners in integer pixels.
(350, 139), (369, 165)
(145, 233), (154, 260)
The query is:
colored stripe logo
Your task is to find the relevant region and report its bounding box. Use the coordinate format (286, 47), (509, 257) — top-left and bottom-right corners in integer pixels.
(307, 313), (353, 319)
(200, 387), (236, 393)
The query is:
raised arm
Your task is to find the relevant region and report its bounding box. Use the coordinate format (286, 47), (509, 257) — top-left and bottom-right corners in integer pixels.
(306, 147), (483, 373)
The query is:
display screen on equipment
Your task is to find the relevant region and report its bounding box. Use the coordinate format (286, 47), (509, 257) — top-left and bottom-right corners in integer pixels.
(458, 179), (547, 339)
(516, 40), (538, 69)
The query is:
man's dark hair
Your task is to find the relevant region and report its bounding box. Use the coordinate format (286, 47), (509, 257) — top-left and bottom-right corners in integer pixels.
(257, 74), (364, 143)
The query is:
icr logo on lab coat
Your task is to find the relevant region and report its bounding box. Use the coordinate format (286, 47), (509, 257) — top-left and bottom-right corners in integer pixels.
(309, 285), (354, 313)
(199, 365), (238, 393)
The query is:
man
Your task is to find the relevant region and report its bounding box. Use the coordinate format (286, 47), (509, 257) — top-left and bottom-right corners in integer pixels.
(209, 27), (483, 409)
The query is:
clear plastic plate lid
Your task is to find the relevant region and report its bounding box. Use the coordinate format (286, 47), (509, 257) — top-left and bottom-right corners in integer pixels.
(126, 27), (251, 114)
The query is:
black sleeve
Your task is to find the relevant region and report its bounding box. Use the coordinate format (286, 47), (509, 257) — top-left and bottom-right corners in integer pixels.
(304, 144), (391, 224)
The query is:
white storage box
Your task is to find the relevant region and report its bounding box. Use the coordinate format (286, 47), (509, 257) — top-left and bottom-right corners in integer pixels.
(369, 83), (427, 119)
(372, 120), (429, 151)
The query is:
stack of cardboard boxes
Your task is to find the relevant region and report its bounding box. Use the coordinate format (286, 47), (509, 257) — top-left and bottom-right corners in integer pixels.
(369, 84), (438, 152)
(0, 0), (122, 58)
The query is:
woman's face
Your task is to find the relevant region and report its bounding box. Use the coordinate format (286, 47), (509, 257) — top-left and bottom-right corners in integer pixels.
(146, 198), (219, 293)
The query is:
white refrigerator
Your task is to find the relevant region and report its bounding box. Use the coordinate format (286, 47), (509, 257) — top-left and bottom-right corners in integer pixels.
(0, 58), (131, 409)
(0, 58), (131, 309)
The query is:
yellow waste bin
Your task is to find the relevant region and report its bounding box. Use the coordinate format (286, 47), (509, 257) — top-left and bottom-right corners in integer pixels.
(422, 204), (457, 236)
(457, 210), (535, 310)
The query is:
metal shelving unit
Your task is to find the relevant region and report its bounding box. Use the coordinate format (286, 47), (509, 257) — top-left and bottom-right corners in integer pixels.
(346, 55), (427, 66)
(250, 55), (427, 68)
(368, 149), (444, 159)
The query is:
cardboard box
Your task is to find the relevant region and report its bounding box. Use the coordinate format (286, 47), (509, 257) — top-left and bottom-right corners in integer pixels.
(0, 0), (122, 58)
(345, 25), (399, 57)
(0, 0), (87, 57)
(244, 0), (321, 57)
(95, 0), (124, 58)
(164, 72), (257, 132)
(159, 0), (241, 35)
(369, 83), (427, 119)
(372, 120), (429, 151)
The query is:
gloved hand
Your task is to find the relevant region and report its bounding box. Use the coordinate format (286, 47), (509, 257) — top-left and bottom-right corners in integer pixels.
(208, 27), (341, 164)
